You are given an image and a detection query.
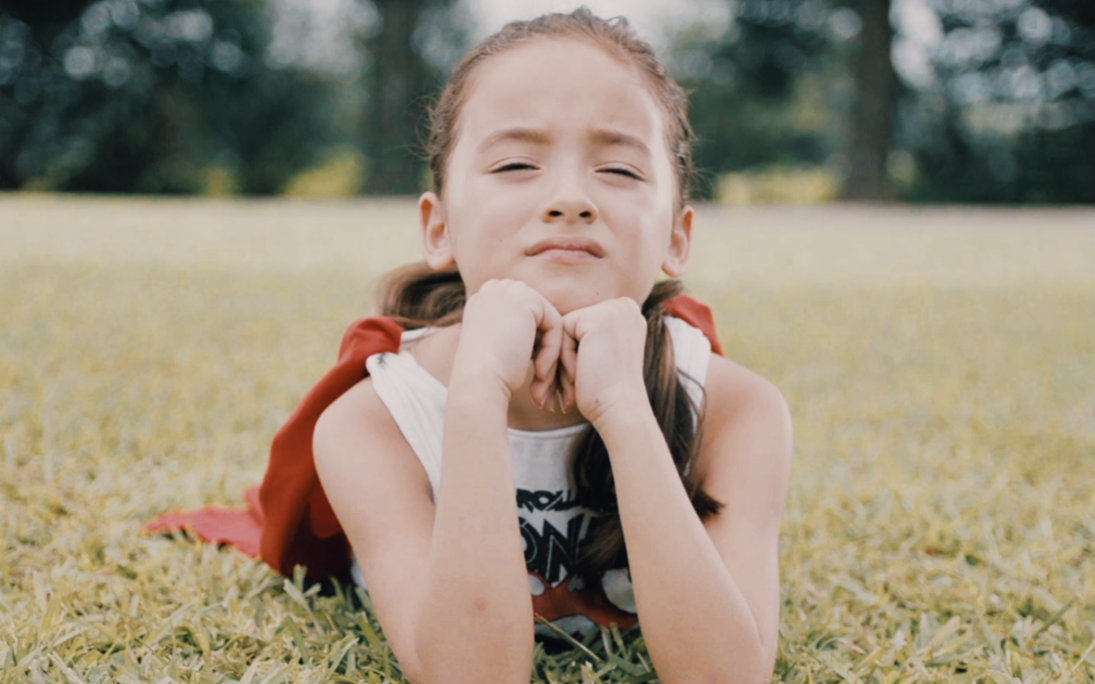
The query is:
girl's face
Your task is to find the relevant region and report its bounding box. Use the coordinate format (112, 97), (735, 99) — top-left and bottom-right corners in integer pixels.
(419, 37), (693, 314)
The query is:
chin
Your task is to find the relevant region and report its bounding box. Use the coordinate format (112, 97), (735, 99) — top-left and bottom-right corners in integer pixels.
(510, 266), (641, 314)
(537, 282), (611, 315)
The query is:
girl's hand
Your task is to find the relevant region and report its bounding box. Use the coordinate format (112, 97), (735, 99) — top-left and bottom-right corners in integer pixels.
(560, 298), (650, 428)
(453, 278), (566, 411)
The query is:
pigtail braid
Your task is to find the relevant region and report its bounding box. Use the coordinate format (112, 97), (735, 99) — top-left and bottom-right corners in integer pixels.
(380, 4), (713, 585)
(379, 268), (722, 577)
(572, 280), (723, 575)
(378, 262), (465, 329)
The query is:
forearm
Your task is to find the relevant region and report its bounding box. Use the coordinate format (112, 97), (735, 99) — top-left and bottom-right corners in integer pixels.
(413, 379), (533, 684)
(597, 411), (772, 684)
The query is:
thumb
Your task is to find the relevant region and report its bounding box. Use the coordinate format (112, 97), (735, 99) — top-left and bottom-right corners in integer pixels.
(529, 295), (564, 411)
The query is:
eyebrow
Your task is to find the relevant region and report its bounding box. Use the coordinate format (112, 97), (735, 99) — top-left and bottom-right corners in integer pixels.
(477, 128), (551, 152)
(588, 128), (651, 156)
(477, 127), (651, 156)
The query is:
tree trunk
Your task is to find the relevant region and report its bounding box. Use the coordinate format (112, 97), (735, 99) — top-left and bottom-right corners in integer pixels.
(841, 0), (896, 201)
(363, 0), (429, 194)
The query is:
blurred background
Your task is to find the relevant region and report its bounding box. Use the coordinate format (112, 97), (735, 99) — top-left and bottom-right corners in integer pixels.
(0, 0), (1092, 204)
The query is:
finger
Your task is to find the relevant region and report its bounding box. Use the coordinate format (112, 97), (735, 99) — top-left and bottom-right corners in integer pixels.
(525, 293), (563, 410)
(529, 338), (552, 410)
(532, 296), (563, 382)
(558, 326), (578, 412)
(533, 314), (563, 385)
(559, 321), (579, 380)
(557, 365), (575, 413)
(529, 376), (550, 410)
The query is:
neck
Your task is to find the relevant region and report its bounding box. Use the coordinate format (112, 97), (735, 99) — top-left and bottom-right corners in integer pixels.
(405, 322), (587, 432)
(506, 375), (586, 431)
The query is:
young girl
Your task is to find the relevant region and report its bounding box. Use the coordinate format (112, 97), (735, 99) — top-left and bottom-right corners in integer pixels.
(311, 9), (791, 683)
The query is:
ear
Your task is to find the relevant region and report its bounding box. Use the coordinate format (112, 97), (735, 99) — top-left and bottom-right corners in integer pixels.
(419, 192), (454, 270)
(661, 205), (694, 277)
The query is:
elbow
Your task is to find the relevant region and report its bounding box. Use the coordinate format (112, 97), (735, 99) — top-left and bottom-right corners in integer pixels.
(409, 604), (534, 684)
(731, 631), (777, 684)
(679, 663), (773, 684)
(741, 659), (776, 684)
(667, 635), (775, 684)
(737, 641), (777, 684)
(412, 665), (531, 684)
(683, 662), (773, 684)
(411, 652), (533, 684)
(755, 628), (779, 683)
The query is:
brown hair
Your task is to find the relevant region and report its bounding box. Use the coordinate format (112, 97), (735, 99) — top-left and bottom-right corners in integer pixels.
(379, 8), (721, 577)
(426, 7), (695, 207)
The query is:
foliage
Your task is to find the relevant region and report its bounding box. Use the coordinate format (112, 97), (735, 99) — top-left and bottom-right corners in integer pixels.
(717, 165), (841, 205)
(899, 0), (1095, 203)
(671, 1), (853, 199)
(671, 0), (1095, 203)
(1, 197), (1092, 682)
(358, 0), (464, 194)
(0, 0), (342, 194)
(284, 146), (367, 198)
(2, 1), (1092, 202)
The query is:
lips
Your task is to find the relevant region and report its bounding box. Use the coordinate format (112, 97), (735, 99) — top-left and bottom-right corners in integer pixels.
(525, 237), (605, 258)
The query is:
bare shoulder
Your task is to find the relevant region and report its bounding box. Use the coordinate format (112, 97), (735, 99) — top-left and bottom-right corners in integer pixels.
(692, 356), (790, 675)
(312, 376), (435, 681)
(694, 354), (793, 502)
(313, 376), (432, 502)
(701, 355), (792, 434)
(314, 376), (390, 455)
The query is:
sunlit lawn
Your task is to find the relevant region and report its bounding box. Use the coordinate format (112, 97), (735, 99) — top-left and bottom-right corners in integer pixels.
(1, 194), (1092, 683)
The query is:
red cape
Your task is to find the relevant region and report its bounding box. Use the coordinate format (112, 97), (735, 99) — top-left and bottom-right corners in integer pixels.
(144, 295), (722, 582)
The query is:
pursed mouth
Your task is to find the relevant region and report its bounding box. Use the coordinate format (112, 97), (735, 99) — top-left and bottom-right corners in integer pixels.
(525, 238), (605, 258)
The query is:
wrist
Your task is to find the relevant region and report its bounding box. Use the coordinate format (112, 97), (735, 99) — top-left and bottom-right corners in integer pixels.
(589, 390), (657, 442)
(595, 407), (673, 479)
(447, 370), (512, 413)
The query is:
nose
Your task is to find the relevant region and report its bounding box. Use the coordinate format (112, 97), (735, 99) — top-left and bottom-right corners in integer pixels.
(541, 181), (597, 224)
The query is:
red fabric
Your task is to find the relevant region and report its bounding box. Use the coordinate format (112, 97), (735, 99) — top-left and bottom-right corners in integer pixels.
(531, 571), (638, 631)
(664, 293), (724, 356)
(143, 316), (402, 581)
(143, 295), (721, 582)
(142, 485), (264, 558)
(259, 316), (403, 580)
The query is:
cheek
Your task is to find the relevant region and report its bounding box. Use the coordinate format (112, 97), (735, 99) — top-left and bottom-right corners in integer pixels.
(446, 190), (525, 260)
(601, 200), (674, 251)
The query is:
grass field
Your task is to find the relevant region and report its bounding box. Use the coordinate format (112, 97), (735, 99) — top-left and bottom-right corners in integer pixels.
(1, 194), (1092, 683)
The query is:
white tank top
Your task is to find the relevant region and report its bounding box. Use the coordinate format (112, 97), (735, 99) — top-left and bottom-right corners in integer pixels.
(352, 316), (711, 637)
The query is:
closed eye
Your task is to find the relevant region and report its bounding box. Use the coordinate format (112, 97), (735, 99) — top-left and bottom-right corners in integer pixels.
(491, 161), (538, 173)
(600, 166), (643, 180)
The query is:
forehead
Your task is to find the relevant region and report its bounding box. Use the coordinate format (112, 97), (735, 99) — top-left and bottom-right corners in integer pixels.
(456, 37), (667, 150)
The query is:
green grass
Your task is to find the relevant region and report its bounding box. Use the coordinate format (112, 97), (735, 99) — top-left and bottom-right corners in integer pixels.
(1, 195), (1092, 683)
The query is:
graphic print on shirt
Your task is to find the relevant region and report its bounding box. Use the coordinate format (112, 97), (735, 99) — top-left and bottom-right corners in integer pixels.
(517, 487), (637, 633)
(517, 487), (584, 585)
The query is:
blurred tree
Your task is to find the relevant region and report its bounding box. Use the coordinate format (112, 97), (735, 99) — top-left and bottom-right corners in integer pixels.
(3, 0), (1090, 202)
(897, 0), (1095, 202)
(842, 0), (896, 200)
(672, 0), (1093, 203)
(0, 0), (341, 193)
(359, 0), (466, 194)
(671, 0), (857, 200)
